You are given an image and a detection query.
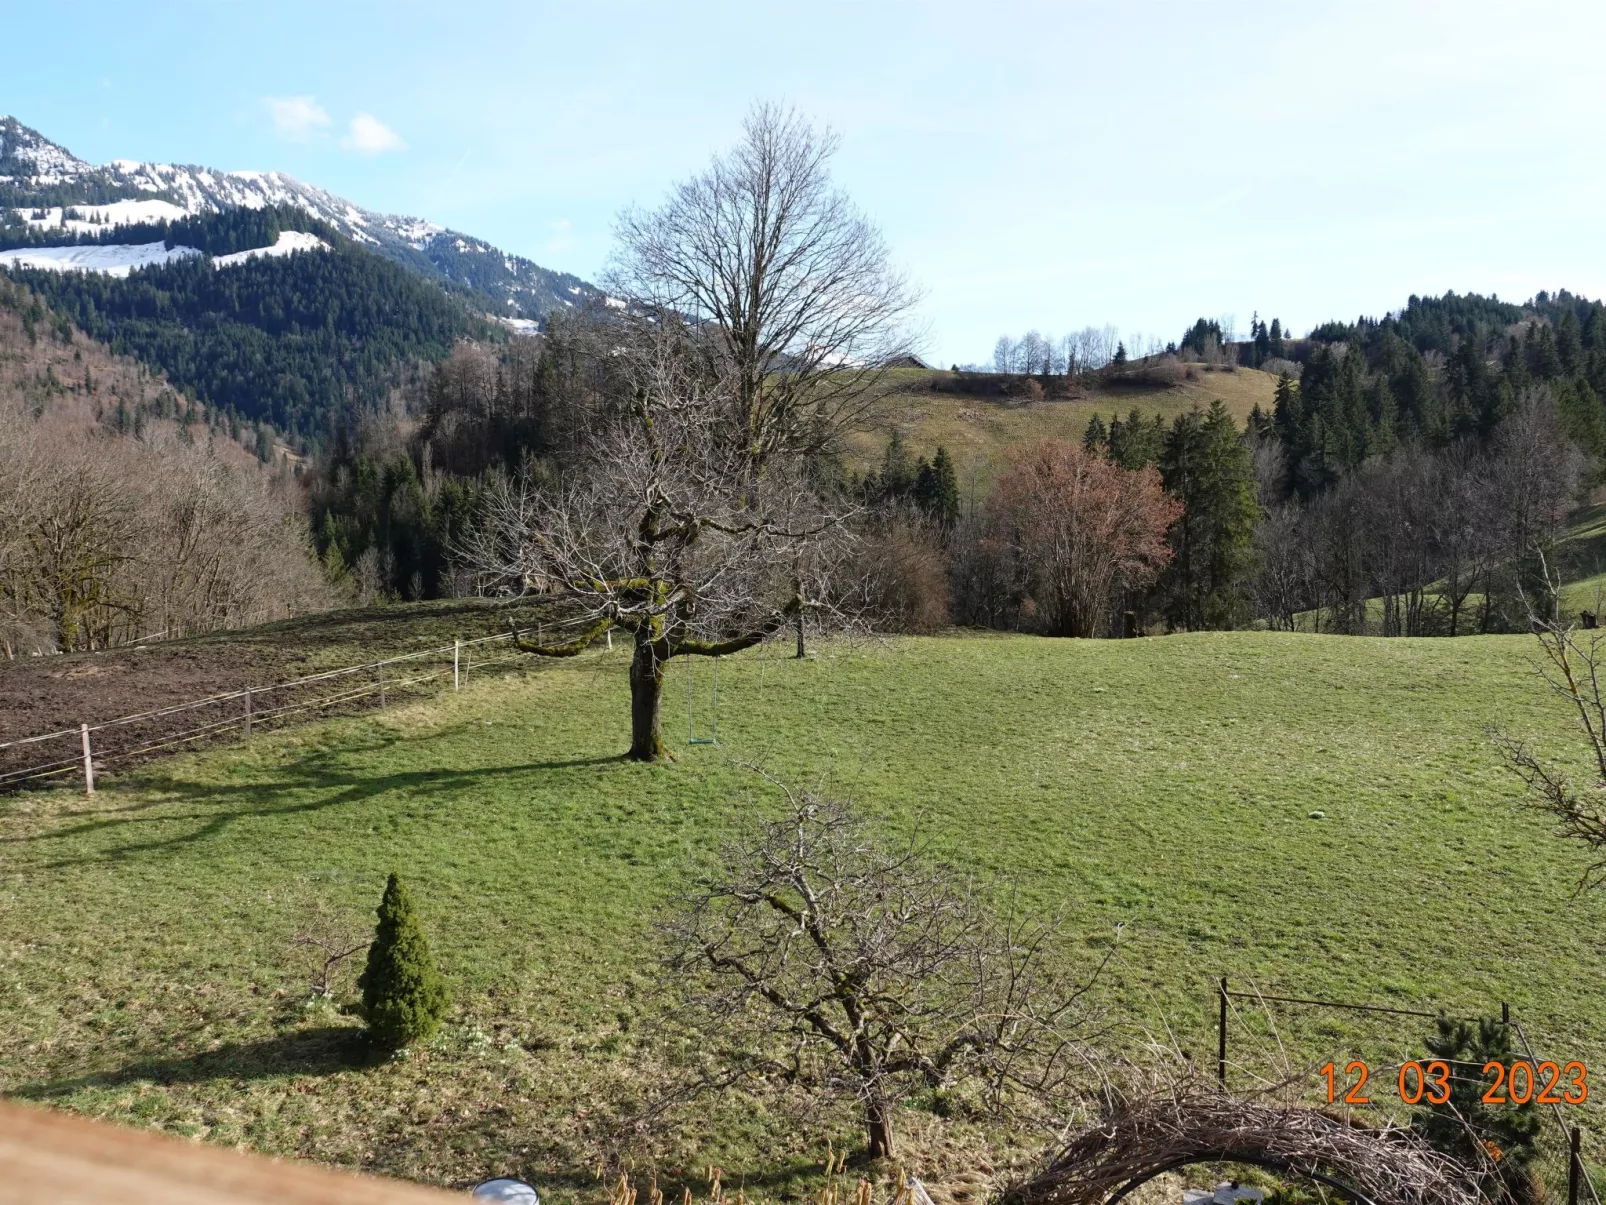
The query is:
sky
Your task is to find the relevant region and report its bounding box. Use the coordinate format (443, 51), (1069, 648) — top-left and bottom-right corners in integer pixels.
(6, 0), (1606, 366)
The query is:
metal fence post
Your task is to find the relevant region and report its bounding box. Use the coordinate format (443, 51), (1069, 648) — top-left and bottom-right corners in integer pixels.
(243, 688), (252, 739)
(454, 639), (461, 691)
(1218, 977), (1228, 1086)
(80, 724), (94, 796)
(379, 661), (387, 709)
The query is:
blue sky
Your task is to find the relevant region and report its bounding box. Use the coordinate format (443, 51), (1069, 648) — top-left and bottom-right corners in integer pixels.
(7, 0), (1605, 365)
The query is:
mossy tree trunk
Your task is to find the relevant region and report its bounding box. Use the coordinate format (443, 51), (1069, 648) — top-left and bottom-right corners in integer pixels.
(629, 634), (669, 762)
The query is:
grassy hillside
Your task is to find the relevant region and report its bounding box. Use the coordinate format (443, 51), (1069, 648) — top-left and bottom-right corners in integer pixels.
(847, 366), (1279, 484)
(1, 630), (1600, 1196)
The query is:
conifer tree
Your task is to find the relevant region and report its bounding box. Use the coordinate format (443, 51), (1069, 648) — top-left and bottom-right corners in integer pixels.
(358, 872), (450, 1050)
(1108, 407), (1164, 470)
(1081, 413), (1109, 454)
(1554, 377), (1606, 464)
(879, 431), (916, 501)
(913, 445), (960, 526)
(1412, 1016), (1540, 1204)
(1158, 401), (1259, 629)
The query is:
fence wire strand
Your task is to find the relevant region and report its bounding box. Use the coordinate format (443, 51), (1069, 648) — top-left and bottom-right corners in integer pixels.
(2, 615), (613, 790)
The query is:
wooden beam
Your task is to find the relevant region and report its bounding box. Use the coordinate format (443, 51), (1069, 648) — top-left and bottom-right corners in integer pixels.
(0, 1099), (465, 1204)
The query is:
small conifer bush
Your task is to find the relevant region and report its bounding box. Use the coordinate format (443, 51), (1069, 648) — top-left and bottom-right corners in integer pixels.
(357, 872), (449, 1049)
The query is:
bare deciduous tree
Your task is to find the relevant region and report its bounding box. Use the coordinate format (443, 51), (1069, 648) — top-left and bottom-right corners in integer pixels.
(0, 394), (330, 656)
(1497, 607), (1606, 888)
(468, 105), (918, 759)
(995, 335), (1019, 375)
(989, 440), (1180, 638)
(611, 103), (918, 474)
(466, 312), (843, 760)
(289, 899), (369, 998)
(661, 779), (1102, 1160)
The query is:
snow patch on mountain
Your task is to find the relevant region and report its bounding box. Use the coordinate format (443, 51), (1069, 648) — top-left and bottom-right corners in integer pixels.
(211, 229), (329, 267)
(20, 198), (190, 234)
(0, 241), (200, 277)
(1, 115), (600, 323)
(0, 230), (329, 276)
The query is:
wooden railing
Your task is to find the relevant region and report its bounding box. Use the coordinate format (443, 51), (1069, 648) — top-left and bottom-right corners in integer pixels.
(0, 1098), (464, 1203)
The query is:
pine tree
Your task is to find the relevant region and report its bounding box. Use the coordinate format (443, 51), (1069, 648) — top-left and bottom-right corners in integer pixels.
(1412, 1016), (1540, 1204)
(1555, 377), (1606, 464)
(924, 445), (960, 526)
(1158, 401), (1259, 630)
(879, 431), (916, 501)
(1081, 413), (1109, 454)
(358, 872), (450, 1050)
(1109, 407), (1164, 470)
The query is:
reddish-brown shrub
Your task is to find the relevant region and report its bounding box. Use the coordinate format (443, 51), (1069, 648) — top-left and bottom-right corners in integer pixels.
(989, 440), (1180, 637)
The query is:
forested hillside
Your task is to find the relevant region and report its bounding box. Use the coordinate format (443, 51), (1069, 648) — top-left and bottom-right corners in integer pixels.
(0, 278), (332, 656)
(1, 207), (491, 440)
(1266, 290), (1606, 490)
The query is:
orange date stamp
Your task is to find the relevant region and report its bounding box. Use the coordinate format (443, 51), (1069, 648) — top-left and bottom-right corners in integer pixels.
(1320, 1059), (1588, 1106)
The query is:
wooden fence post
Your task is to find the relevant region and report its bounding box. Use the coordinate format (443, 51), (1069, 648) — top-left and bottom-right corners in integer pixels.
(243, 688), (252, 739)
(379, 662), (387, 709)
(80, 724), (94, 797)
(1570, 1125), (1582, 1205)
(454, 640), (461, 691)
(1217, 977), (1228, 1086)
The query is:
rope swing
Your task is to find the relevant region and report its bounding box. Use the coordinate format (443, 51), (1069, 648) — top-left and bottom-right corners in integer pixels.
(686, 655), (719, 745)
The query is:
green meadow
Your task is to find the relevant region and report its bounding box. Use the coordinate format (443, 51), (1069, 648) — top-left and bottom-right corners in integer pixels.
(2, 630), (1602, 1195)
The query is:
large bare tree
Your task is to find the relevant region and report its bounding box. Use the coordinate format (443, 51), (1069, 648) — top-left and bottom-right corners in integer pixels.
(660, 779), (1102, 1160)
(469, 310), (843, 760)
(470, 106), (916, 759)
(610, 102), (918, 474)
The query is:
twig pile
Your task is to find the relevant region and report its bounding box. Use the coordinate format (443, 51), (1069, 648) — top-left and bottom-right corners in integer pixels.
(1003, 1086), (1480, 1205)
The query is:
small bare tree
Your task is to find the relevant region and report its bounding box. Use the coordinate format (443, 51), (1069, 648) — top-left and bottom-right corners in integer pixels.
(1496, 602), (1606, 887)
(289, 900), (369, 998)
(661, 779), (1103, 1160)
(988, 440), (1180, 638)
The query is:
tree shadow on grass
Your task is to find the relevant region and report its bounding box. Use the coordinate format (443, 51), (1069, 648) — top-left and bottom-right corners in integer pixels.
(11, 1025), (375, 1101)
(4, 734), (628, 870)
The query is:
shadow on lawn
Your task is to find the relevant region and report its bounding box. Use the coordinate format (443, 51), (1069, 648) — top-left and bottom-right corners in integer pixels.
(13, 1025), (373, 1100)
(5, 734), (627, 870)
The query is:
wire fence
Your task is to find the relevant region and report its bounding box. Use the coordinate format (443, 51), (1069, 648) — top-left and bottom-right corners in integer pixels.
(1215, 979), (1599, 1205)
(0, 612), (609, 795)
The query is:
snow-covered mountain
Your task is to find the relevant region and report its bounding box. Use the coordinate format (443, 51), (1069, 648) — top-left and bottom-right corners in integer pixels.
(0, 115), (597, 324)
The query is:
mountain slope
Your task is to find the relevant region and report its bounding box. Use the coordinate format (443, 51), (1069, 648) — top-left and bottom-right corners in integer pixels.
(5, 207), (491, 436)
(0, 116), (598, 323)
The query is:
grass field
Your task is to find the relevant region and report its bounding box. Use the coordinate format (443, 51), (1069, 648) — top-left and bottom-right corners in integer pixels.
(2, 629), (1603, 1197)
(844, 367), (1279, 485)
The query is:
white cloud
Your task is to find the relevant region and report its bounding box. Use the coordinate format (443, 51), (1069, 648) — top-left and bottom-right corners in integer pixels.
(342, 113), (407, 155)
(263, 95), (330, 142)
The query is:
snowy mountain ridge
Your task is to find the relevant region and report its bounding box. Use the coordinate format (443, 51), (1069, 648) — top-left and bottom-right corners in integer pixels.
(0, 115), (597, 322)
